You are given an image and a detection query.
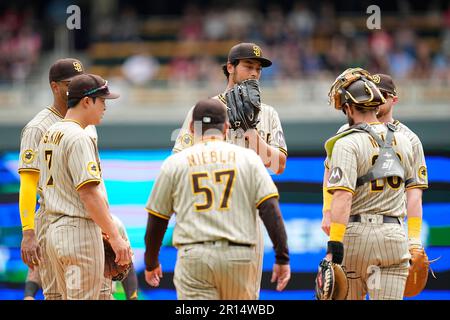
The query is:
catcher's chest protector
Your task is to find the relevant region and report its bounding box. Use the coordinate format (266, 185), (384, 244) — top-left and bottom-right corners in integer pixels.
(355, 123), (405, 187)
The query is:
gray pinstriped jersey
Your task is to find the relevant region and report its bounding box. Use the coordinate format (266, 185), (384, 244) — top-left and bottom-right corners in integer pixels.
(326, 123), (414, 218)
(38, 120), (102, 220)
(18, 107), (64, 173)
(173, 95), (287, 156)
(146, 140), (278, 247)
(18, 107), (99, 215)
(333, 120), (428, 188)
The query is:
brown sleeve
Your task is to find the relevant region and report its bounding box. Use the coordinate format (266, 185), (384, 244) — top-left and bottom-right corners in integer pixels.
(258, 197), (290, 265)
(121, 263), (138, 300)
(144, 213), (169, 271)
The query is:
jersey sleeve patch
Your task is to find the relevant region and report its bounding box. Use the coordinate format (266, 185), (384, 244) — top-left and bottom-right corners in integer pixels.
(328, 167), (343, 184)
(22, 149), (36, 164)
(87, 161), (100, 178)
(181, 133), (193, 148)
(418, 166), (427, 180)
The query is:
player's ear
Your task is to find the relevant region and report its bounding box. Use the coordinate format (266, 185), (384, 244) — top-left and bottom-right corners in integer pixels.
(227, 62), (235, 75)
(82, 96), (91, 108)
(223, 121), (230, 135)
(189, 120), (194, 134)
(392, 95), (399, 104)
(50, 81), (58, 94)
(346, 104), (354, 116)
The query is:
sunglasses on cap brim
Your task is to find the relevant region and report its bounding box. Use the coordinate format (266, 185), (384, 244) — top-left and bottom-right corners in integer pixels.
(84, 81), (109, 96)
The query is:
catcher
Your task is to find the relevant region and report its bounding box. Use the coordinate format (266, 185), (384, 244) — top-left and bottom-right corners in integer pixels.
(316, 68), (418, 300)
(320, 70), (432, 299)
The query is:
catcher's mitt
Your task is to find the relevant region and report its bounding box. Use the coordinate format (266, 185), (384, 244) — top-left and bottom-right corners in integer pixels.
(103, 234), (131, 281)
(225, 79), (261, 131)
(404, 246), (430, 297)
(315, 259), (349, 300)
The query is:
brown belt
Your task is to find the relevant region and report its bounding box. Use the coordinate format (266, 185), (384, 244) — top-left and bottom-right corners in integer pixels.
(348, 215), (400, 224)
(189, 240), (252, 247)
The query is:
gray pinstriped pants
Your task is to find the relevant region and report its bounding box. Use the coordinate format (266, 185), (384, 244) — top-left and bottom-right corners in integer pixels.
(343, 214), (410, 300)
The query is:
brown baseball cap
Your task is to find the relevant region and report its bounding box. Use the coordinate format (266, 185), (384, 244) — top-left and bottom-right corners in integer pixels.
(49, 58), (84, 82)
(372, 74), (397, 96)
(67, 74), (119, 106)
(193, 99), (227, 125)
(227, 42), (272, 67)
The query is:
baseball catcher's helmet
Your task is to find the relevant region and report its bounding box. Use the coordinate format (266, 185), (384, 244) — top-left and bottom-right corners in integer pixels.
(328, 67), (386, 110)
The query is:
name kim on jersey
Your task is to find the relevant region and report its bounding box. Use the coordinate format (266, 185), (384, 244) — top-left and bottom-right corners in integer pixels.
(42, 131), (65, 146)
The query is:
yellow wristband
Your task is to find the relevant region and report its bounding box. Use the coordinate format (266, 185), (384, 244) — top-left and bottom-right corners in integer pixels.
(329, 222), (346, 242)
(323, 186), (333, 213)
(407, 217), (422, 240)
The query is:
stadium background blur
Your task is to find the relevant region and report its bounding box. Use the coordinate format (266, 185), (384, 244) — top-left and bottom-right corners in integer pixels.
(0, 0), (449, 300)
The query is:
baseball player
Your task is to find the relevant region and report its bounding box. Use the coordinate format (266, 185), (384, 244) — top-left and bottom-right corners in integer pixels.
(144, 99), (291, 299)
(173, 42), (287, 174)
(172, 42), (287, 298)
(38, 74), (132, 299)
(18, 58), (84, 299)
(324, 69), (416, 300)
(322, 72), (428, 257)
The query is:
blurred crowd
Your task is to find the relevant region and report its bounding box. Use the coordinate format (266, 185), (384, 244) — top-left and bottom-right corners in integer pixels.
(94, 2), (450, 83)
(2, 2), (450, 83)
(0, 7), (41, 82)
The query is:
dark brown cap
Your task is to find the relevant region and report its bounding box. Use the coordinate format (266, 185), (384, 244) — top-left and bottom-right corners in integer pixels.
(372, 74), (397, 96)
(49, 58), (84, 82)
(192, 99), (227, 125)
(67, 74), (119, 106)
(227, 42), (272, 67)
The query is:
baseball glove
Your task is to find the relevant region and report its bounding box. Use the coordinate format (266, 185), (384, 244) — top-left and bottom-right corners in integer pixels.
(315, 258), (349, 300)
(404, 246), (430, 297)
(103, 233), (131, 281)
(225, 79), (261, 131)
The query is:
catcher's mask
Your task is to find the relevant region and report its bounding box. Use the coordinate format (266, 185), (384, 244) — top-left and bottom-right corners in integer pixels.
(328, 68), (386, 110)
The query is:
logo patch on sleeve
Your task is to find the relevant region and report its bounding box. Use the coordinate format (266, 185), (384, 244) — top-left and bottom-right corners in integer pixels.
(328, 167), (343, 184)
(181, 133), (193, 148)
(22, 149), (35, 164)
(418, 166), (427, 180)
(87, 161), (100, 178)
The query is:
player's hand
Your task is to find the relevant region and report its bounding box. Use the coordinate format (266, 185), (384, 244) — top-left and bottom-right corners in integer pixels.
(321, 210), (331, 236)
(271, 263), (291, 291)
(109, 235), (132, 266)
(21, 229), (42, 269)
(145, 264), (163, 287)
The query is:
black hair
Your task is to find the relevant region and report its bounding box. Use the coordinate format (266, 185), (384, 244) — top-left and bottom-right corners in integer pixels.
(222, 60), (240, 80)
(67, 96), (96, 108)
(343, 103), (377, 114)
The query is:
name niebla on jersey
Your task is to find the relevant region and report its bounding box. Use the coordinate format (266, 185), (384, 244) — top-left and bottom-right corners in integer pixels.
(187, 150), (236, 167)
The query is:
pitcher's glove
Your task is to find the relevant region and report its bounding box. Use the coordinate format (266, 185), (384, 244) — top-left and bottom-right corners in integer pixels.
(225, 79), (261, 131)
(103, 233), (131, 281)
(315, 259), (349, 300)
(404, 246), (430, 297)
